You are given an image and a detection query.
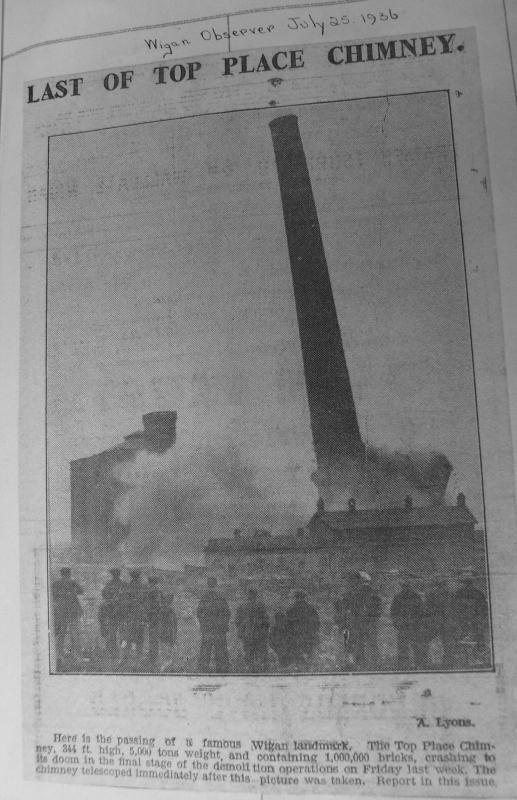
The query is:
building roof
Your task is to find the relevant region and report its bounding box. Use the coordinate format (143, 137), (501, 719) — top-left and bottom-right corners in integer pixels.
(318, 504), (477, 531)
(205, 502), (477, 553)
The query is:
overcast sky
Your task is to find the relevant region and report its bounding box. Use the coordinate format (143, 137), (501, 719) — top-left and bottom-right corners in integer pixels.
(47, 91), (483, 543)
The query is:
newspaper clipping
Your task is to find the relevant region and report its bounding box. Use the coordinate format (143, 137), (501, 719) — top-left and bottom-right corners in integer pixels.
(18, 10), (517, 796)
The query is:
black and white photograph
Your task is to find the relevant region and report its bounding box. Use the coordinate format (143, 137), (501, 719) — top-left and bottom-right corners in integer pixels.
(46, 90), (492, 675)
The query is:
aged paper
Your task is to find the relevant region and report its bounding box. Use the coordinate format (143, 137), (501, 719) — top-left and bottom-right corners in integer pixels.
(3, 0), (517, 797)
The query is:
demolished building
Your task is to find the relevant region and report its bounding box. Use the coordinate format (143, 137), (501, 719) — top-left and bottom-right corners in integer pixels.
(70, 411), (177, 560)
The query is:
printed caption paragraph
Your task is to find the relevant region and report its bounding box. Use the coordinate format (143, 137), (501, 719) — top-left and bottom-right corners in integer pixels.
(35, 733), (498, 790)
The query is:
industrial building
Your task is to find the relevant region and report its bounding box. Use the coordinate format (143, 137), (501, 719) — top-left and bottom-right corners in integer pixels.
(204, 493), (485, 591)
(70, 411), (177, 560)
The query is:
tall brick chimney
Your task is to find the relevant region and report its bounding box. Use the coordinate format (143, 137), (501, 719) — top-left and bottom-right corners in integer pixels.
(269, 114), (364, 474)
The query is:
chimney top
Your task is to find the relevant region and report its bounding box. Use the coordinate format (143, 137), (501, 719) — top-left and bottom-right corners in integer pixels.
(269, 114), (299, 132)
(143, 410), (177, 429)
(143, 411), (177, 454)
(404, 495), (413, 510)
(457, 492), (466, 507)
(348, 498), (356, 513)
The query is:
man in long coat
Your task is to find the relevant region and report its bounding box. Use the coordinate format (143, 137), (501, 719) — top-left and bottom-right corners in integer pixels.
(285, 591), (320, 666)
(336, 572), (382, 670)
(423, 579), (457, 668)
(52, 567), (84, 664)
(235, 588), (270, 671)
(99, 567), (127, 659)
(391, 581), (426, 670)
(196, 577), (231, 673)
(453, 576), (489, 664)
(122, 569), (147, 659)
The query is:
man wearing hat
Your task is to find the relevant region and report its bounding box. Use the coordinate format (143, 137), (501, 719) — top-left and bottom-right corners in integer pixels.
(52, 567), (84, 664)
(99, 568), (128, 659)
(337, 572), (382, 670)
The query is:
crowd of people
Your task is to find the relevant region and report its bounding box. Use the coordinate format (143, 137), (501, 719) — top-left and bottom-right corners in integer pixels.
(52, 567), (489, 673)
(333, 571), (489, 671)
(197, 579), (321, 672)
(52, 567), (178, 670)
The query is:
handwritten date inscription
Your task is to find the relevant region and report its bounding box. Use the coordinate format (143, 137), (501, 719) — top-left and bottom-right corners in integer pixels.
(287, 9), (399, 35)
(144, 7), (400, 57)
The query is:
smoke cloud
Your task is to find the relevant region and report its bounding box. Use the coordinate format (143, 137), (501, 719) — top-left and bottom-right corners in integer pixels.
(312, 446), (452, 509)
(113, 438), (316, 566)
(112, 429), (452, 567)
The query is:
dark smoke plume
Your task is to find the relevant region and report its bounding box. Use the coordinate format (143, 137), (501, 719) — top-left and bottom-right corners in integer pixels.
(312, 447), (452, 508)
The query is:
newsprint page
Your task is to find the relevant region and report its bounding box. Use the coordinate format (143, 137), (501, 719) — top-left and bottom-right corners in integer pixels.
(5, 0), (517, 797)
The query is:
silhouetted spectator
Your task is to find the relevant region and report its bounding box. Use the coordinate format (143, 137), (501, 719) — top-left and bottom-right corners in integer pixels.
(236, 588), (269, 671)
(99, 567), (127, 659)
(453, 576), (488, 661)
(423, 579), (457, 668)
(52, 567), (83, 664)
(197, 577), (230, 673)
(122, 570), (146, 659)
(391, 582), (426, 670)
(336, 572), (382, 670)
(285, 591), (320, 665)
